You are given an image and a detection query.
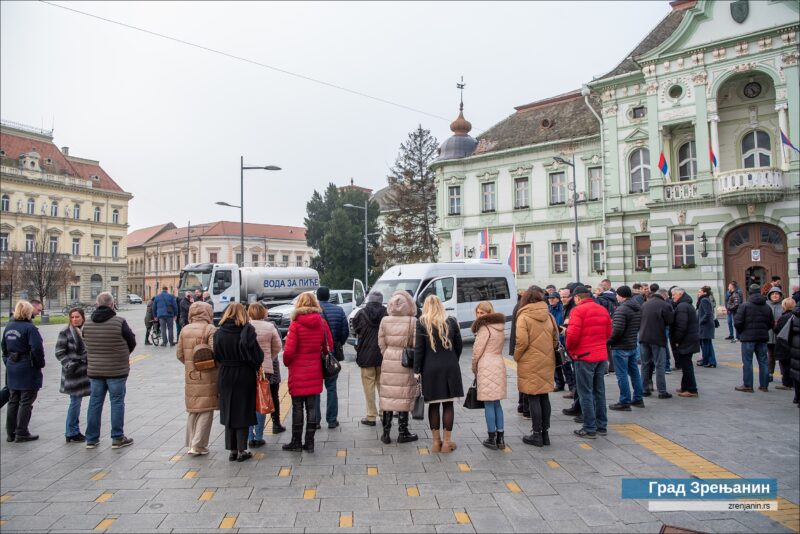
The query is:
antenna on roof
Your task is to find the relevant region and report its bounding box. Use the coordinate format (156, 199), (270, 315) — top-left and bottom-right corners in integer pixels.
(456, 76), (465, 111)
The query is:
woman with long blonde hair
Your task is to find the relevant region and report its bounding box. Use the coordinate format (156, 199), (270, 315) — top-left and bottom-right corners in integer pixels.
(414, 295), (463, 452)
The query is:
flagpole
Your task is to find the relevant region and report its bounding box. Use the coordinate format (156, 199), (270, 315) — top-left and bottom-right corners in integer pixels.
(512, 225), (517, 286)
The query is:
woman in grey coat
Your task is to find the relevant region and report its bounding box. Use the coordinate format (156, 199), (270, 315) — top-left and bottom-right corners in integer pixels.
(55, 308), (91, 442)
(696, 287), (717, 368)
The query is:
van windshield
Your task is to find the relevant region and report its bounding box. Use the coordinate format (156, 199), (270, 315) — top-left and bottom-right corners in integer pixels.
(179, 270), (212, 292)
(370, 279), (421, 303)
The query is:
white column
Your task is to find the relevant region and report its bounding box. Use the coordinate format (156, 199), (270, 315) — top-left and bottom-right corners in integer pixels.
(776, 103), (789, 171)
(709, 114), (720, 175)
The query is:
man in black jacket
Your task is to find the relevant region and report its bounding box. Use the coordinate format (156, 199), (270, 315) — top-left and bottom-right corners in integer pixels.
(608, 286), (644, 410)
(639, 289), (674, 398)
(352, 292), (387, 432)
(314, 286), (350, 429)
(670, 288), (699, 397)
(734, 284), (774, 392)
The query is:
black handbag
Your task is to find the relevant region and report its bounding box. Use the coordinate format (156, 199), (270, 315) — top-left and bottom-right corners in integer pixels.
(401, 318), (415, 369)
(463, 379), (484, 409)
(321, 308), (345, 361)
(411, 381), (425, 420)
(714, 319), (720, 329)
(321, 335), (341, 379)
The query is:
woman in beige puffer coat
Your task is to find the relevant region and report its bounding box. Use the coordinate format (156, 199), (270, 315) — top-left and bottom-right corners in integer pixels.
(176, 302), (218, 455)
(377, 290), (419, 443)
(471, 302), (508, 450)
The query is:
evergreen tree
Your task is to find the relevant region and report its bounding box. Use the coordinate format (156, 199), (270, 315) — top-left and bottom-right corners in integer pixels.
(378, 125), (440, 265)
(305, 183), (380, 288)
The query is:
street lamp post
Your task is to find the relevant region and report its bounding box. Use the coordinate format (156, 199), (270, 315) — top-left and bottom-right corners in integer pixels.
(344, 200), (369, 291)
(553, 155), (580, 283)
(216, 156), (280, 267)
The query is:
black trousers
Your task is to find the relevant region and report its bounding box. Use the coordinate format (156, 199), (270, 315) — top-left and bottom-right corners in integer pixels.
(291, 395), (316, 434)
(270, 382), (281, 423)
(7, 390), (38, 437)
(677, 353), (697, 393)
(224, 426), (249, 452)
(527, 393), (551, 432)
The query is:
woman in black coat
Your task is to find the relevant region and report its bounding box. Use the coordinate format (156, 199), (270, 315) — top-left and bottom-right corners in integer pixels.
(213, 303), (264, 462)
(696, 287), (717, 368)
(414, 295), (463, 453)
(773, 298), (797, 392)
(55, 308), (91, 442)
(787, 305), (800, 404)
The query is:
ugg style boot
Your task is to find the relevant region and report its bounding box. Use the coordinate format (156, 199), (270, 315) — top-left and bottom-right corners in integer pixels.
(441, 430), (457, 452)
(381, 412), (393, 444)
(482, 432), (498, 450)
(431, 429), (442, 452)
(495, 431), (506, 450)
(396, 412), (418, 443)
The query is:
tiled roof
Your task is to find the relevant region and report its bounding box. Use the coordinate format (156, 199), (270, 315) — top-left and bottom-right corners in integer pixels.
(0, 126), (128, 193)
(473, 91), (601, 155)
(137, 221), (307, 246)
(127, 223), (176, 247)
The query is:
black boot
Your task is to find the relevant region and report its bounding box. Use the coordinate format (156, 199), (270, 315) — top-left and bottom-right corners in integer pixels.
(495, 431), (506, 450)
(483, 432), (498, 450)
(523, 431), (544, 447)
(542, 428), (550, 446)
(302, 428), (315, 453)
(396, 412), (418, 443)
(381, 412), (392, 444)
(282, 422), (303, 452)
(272, 414), (286, 434)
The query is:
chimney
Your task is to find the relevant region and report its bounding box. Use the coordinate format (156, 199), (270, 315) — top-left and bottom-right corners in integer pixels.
(61, 146), (69, 156)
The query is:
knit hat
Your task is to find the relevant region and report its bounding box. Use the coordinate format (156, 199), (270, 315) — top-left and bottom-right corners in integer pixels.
(367, 291), (383, 304)
(749, 284), (761, 294)
(547, 292), (560, 299)
(616, 285), (633, 298)
(317, 286), (330, 302)
(571, 285), (590, 297)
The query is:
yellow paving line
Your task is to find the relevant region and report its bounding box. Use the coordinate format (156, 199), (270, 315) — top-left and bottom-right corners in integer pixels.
(458, 462), (471, 472)
(546, 460), (561, 469)
(0, 493), (11, 503)
(130, 354), (151, 364)
(418, 447), (429, 455)
(94, 492), (113, 503)
(199, 490), (215, 501)
(506, 482), (522, 493)
(278, 467), (291, 477)
(406, 486), (420, 497)
(502, 445), (513, 452)
(0, 520), (6, 526)
(264, 380), (291, 433)
(182, 469), (198, 479)
(367, 466), (379, 476)
(304, 489), (317, 499)
(254, 452), (265, 460)
(339, 513), (353, 528)
(454, 511), (471, 525)
(612, 423), (799, 532)
(219, 515), (237, 529)
(336, 449), (347, 457)
(170, 454), (182, 462)
(90, 471), (106, 481)
(94, 518), (115, 531)
(579, 443), (592, 450)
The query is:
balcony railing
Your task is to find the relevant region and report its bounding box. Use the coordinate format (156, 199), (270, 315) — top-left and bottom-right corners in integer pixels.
(1, 165), (93, 189)
(664, 181), (698, 201)
(716, 167), (784, 205)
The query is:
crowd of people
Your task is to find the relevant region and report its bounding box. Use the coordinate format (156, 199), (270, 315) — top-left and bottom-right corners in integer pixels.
(1, 276), (798, 459)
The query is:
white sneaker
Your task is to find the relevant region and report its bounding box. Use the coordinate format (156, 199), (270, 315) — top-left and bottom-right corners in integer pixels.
(187, 448), (199, 455)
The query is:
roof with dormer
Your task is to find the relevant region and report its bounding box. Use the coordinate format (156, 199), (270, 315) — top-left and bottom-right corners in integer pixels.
(129, 221), (307, 247)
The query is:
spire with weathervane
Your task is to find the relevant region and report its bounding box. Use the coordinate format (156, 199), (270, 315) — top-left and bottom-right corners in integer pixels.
(450, 76), (472, 136)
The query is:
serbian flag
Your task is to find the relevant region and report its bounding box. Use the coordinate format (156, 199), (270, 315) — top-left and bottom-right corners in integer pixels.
(781, 129), (800, 154)
(709, 144), (717, 169)
(658, 151), (669, 178)
(507, 231), (516, 273)
(479, 228), (489, 259)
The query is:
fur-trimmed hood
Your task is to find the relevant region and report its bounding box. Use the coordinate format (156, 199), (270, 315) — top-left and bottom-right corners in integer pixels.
(471, 312), (506, 333)
(387, 290), (415, 317)
(291, 305), (322, 320)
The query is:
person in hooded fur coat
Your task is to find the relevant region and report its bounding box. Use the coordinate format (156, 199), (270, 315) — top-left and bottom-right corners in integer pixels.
(471, 301), (507, 450)
(353, 291), (388, 431)
(378, 290), (420, 444)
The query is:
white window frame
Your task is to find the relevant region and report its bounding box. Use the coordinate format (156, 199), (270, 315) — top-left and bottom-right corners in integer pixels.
(73, 204), (81, 219)
(514, 177), (529, 209)
(49, 235), (59, 254)
(112, 209), (119, 224)
(629, 148), (651, 193)
(72, 238), (80, 256)
(0, 232), (8, 251)
(50, 201), (59, 217)
(481, 182), (496, 212)
(549, 172), (566, 205)
(25, 234), (35, 252)
(552, 242), (568, 273)
(93, 207), (101, 222)
(26, 198), (35, 215)
(635, 235), (651, 271)
(677, 141), (697, 181)
(93, 239), (101, 257)
(517, 244), (531, 274)
(111, 241), (119, 258)
(448, 186), (461, 215)
(590, 240), (605, 273)
(588, 167), (602, 200)
(672, 229), (695, 268)
(741, 130), (771, 168)
(0, 195), (8, 212)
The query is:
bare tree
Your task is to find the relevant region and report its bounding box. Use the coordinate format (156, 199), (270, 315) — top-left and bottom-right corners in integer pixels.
(0, 250), (24, 315)
(19, 232), (75, 309)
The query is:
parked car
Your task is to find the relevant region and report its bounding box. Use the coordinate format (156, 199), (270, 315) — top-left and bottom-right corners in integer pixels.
(266, 289), (353, 338)
(128, 293), (143, 304)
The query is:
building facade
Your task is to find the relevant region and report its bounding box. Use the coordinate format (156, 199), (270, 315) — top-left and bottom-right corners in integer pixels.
(127, 221), (314, 299)
(0, 121), (133, 307)
(432, 0), (799, 298)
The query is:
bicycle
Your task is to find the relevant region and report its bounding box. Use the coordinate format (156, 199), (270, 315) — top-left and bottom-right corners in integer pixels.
(148, 319), (161, 347)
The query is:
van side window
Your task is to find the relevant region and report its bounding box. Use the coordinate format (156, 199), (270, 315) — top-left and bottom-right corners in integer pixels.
(457, 277), (511, 303)
(420, 277), (455, 303)
(341, 293), (353, 303)
(212, 270), (233, 295)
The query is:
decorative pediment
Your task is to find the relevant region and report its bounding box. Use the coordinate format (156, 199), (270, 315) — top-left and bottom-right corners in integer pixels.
(21, 225), (40, 233)
(624, 128), (649, 143)
(69, 229), (84, 236)
(579, 154), (602, 165)
(475, 170), (499, 183)
(0, 222), (14, 232)
(543, 160), (564, 172)
(445, 175), (466, 185)
(508, 165), (533, 178)
(46, 227), (63, 235)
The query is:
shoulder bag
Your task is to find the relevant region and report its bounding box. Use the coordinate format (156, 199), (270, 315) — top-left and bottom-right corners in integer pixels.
(463, 379), (484, 409)
(193, 324), (216, 371)
(321, 327), (342, 379)
(401, 318), (415, 369)
(255, 370), (275, 415)
(411, 379), (425, 420)
(322, 308), (345, 361)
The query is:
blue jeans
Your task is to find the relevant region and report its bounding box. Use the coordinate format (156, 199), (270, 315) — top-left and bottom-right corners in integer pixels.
(612, 348), (643, 405)
(727, 312), (735, 338)
(159, 317), (174, 345)
(66, 395), (83, 437)
(314, 375), (339, 424)
(741, 342), (769, 389)
(699, 339), (717, 366)
(575, 360), (608, 433)
(248, 412), (266, 441)
(664, 328), (672, 371)
(85, 377), (127, 443)
(640, 343), (667, 394)
(483, 400), (504, 433)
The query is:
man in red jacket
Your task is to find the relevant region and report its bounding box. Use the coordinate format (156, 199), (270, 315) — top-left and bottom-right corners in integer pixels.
(566, 285), (612, 438)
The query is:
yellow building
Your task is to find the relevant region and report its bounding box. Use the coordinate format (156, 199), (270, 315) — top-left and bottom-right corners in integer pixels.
(0, 120), (133, 307)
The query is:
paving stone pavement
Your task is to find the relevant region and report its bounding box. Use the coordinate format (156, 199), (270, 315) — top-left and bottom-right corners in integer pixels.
(1, 305), (798, 533)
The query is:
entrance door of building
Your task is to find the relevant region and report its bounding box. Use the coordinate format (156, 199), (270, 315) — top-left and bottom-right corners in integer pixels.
(724, 223), (788, 290)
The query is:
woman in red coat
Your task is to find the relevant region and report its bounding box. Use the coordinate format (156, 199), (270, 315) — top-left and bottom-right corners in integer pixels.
(281, 291), (332, 453)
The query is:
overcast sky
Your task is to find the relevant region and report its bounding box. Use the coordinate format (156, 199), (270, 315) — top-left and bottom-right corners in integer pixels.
(1, 1), (669, 231)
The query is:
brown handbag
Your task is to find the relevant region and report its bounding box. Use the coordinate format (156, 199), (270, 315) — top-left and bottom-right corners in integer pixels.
(256, 371), (275, 415)
(192, 324), (216, 371)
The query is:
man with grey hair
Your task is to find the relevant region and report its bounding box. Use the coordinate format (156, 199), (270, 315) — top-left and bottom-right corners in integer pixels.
(638, 288), (674, 399)
(82, 292), (136, 449)
(670, 287), (700, 397)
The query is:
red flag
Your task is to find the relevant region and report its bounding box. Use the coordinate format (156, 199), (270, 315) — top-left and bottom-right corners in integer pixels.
(507, 232), (516, 273)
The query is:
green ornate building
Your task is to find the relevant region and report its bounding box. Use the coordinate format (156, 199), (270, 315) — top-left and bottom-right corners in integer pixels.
(432, 0), (799, 297)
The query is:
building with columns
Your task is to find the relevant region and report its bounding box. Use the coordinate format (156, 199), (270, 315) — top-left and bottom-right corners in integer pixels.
(127, 221), (313, 299)
(432, 0), (799, 298)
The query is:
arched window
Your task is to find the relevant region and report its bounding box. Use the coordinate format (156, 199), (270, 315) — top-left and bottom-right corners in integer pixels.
(677, 141), (696, 181)
(73, 204), (81, 219)
(112, 209), (119, 224)
(93, 207), (101, 222)
(27, 198), (35, 214)
(629, 148), (651, 193)
(90, 274), (103, 298)
(50, 201), (59, 217)
(742, 130), (770, 168)
(0, 195), (8, 212)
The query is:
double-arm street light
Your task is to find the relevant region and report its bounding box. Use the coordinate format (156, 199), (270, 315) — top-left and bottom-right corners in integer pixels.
(553, 155), (580, 283)
(344, 200), (369, 291)
(216, 156), (281, 267)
